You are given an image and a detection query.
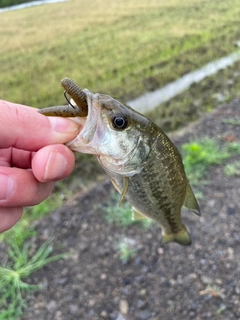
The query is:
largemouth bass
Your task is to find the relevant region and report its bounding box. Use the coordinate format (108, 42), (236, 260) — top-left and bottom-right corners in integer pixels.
(39, 78), (200, 246)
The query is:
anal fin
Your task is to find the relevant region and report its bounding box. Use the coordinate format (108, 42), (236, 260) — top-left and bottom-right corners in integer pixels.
(132, 207), (147, 220)
(184, 183), (201, 216)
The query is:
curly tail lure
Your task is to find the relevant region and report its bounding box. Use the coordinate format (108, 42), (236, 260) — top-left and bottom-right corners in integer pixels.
(38, 77), (88, 117)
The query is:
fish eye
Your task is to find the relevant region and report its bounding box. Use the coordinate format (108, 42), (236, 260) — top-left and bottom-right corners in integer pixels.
(112, 115), (128, 130)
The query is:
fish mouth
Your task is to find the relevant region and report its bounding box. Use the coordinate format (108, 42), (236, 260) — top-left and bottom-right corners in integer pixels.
(66, 89), (101, 153)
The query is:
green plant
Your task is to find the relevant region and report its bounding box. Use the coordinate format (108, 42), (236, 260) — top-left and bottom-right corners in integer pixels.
(222, 118), (240, 126)
(0, 193), (66, 319)
(0, 238), (69, 318)
(24, 195), (63, 221)
(103, 193), (133, 226)
(182, 138), (240, 185)
(102, 191), (152, 228)
(224, 161), (240, 176)
(117, 238), (137, 264)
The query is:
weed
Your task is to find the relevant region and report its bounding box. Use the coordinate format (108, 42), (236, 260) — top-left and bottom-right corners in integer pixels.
(102, 191), (152, 228)
(24, 194), (63, 221)
(227, 141), (240, 154)
(0, 195), (65, 319)
(224, 161), (240, 176)
(199, 285), (225, 299)
(140, 218), (153, 229)
(222, 118), (240, 126)
(182, 138), (240, 185)
(216, 304), (227, 314)
(0, 238), (69, 318)
(103, 193), (133, 226)
(117, 238), (137, 264)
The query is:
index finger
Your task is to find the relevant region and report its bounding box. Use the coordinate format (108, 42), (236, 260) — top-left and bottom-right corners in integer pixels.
(0, 100), (80, 151)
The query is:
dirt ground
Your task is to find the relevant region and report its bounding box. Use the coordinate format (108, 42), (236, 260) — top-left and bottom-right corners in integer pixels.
(22, 99), (240, 320)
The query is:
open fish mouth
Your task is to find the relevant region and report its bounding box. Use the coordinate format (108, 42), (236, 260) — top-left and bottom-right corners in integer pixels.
(38, 77), (101, 154)
(66, 88), (102, 154)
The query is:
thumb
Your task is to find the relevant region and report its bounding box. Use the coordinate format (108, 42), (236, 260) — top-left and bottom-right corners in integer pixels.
(0, 100), (80, 151)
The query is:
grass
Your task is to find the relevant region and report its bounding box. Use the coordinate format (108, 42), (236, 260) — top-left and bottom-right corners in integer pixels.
(224, 161), (240, 176)
(0, 196), (66, 319)
(102, 191), (152, 228)
(117, 238), (137, 264)
(222, 118), (240, 126)
(0, 239), (69, 319)
(182, 138), (240, 185)
(1, 0), (240, 110)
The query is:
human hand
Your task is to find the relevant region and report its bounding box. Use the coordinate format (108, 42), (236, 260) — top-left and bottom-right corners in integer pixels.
(0, 100), (80, 233)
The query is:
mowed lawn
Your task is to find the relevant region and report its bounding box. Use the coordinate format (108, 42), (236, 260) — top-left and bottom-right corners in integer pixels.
(1, 0), (240, 108)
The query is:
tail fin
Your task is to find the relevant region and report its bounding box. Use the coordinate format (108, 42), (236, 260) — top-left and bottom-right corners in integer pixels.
(161, 225), (191, 246)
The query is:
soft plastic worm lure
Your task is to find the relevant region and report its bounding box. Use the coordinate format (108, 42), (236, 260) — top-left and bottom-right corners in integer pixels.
(38, 77), (88, 117)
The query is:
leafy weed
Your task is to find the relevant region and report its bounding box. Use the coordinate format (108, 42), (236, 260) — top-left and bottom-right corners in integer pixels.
(222, 118), (240, 126)
(102, 191), (152, 228)
(0, 238), (69, 319)
(224, 161), (240, 176)
(117, 238), (137, 264)
(182, 138), (240, 185)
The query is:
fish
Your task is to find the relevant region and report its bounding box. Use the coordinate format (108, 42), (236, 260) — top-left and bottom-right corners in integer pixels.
(39, 77), (200, 246)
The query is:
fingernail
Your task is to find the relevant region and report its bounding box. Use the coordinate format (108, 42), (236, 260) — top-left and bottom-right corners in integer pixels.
(44, 151), (67, 181)
(48, 117), (79, 134)
(0, 174), (15, 200)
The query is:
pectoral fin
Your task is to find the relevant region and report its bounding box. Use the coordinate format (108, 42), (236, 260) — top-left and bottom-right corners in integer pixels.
(132, 207), (147, 220)
(184, 183), (201, 216)
(110, 177), (129, 207)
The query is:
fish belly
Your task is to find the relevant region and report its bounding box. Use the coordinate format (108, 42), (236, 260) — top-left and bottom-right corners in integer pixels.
(109, 134), (191, 245)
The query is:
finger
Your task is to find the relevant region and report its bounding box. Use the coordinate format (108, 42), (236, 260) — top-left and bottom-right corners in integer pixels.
(0, 100), (81, 151)
(0, 168), (53, 207)
(0, 148), (11, 167)
(0, 208), (23, 233)
(0, 147), (35, 169)
(32, 144), (75, 182)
